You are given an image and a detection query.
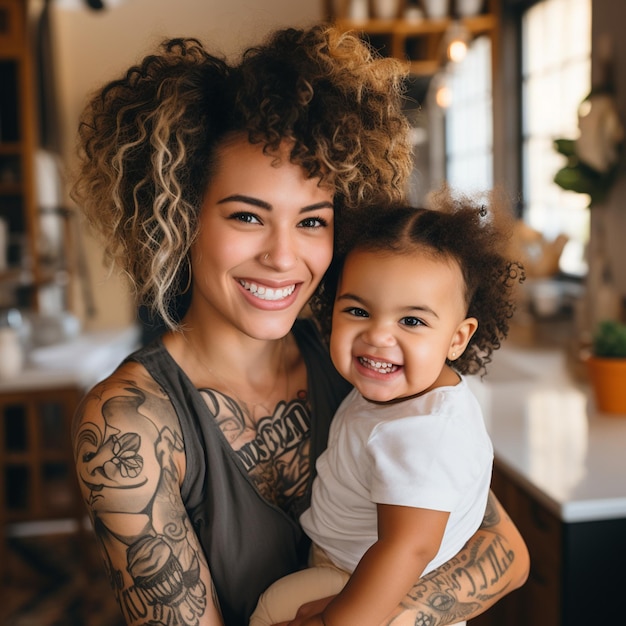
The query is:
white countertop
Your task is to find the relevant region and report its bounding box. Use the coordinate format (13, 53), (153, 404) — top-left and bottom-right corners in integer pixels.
(467, 346), (626, 524)
(0, 325), (141, 393)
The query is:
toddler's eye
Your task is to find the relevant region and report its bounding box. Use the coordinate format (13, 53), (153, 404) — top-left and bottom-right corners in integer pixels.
(344, 307), (369, 318)
(400, 316), (424, 327)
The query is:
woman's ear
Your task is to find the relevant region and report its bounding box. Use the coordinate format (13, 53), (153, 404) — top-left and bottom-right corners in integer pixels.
(448, 317), (478, 361)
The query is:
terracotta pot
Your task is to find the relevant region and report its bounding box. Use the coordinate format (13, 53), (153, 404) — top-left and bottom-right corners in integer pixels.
(586, 355), (626, 415)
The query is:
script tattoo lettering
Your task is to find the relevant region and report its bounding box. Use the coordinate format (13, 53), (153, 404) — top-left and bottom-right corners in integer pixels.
(199, 388), (312, 516)
(236, 401), (310, 469)
(74, 384), (209, 625)
(383, 493), (518, 626)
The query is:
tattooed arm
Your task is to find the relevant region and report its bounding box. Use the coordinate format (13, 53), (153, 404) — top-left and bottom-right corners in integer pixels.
(71, 362), (224, 626)
(382, 491), (529, 625)
(286, 492), (529, 626)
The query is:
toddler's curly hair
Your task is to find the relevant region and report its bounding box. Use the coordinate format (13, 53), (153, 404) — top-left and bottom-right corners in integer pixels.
(311, 190), (526, 376)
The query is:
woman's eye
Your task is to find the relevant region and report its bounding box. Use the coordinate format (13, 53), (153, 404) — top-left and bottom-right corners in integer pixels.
(299, 216), (329, 229)
(345, 307), (369, 318)
(400, 316), (424, 327)
(230, 212), (261, 225)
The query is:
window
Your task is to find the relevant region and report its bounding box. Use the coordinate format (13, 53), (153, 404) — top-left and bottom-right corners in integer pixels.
(521, 0), (592, 276)
(445, 35), (493, 195)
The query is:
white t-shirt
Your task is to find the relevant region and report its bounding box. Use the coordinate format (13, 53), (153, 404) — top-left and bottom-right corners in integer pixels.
(300, 378), (493, 574)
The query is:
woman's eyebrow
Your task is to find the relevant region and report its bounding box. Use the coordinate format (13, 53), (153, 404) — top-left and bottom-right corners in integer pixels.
(217, 194), (271, 210)
(217, 195), (334, 212)
(304, 201), (335, 212)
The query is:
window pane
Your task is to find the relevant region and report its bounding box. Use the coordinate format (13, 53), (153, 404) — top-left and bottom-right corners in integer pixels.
(445, 35), (493, 194)
(522, 0), (591, 276)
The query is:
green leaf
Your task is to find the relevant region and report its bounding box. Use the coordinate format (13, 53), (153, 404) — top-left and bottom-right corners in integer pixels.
(593, 320), (626, 358)
(553, 138), (577, 157)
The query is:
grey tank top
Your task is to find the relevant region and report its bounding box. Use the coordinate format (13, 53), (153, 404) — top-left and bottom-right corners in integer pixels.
(127, 318), (351, 626)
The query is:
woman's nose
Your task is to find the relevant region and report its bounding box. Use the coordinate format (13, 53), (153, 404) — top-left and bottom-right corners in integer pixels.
(260, 231), (299, 270)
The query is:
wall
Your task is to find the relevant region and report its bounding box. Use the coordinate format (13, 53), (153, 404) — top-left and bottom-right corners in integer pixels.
(48, 0), (322, 330)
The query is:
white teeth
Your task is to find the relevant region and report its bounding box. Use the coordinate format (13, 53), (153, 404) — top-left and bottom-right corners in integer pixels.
(240, 280), (296, 301)
(359, 357), (398, 374)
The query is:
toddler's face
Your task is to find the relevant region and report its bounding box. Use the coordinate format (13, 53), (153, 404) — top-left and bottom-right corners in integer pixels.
(329, 248), (476, 403)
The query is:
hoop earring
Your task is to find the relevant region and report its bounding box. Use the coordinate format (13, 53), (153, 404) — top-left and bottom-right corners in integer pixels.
(179, 255), (192, 295)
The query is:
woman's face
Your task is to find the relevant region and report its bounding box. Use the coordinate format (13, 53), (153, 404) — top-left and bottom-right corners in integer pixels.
(189, 137), (335, 340)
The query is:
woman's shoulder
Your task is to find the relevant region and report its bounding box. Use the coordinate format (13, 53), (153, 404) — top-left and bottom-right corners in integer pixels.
(72, 356), (181, 440)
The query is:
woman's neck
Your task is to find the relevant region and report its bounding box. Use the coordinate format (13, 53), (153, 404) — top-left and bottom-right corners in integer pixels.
(166, 321), (287, 387)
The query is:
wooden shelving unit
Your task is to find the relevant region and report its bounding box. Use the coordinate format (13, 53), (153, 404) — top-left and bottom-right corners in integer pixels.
(0, 385), (86, 580)
(329, 1), (498, 75)
(0, 0), (43, 309)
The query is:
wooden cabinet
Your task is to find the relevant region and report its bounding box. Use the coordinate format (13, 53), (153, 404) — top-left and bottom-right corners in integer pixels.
(0, 386), (85, 579)
(0, 0), (48, 311)
(327, 0), (499, 75)
(471, 460), (626, 626)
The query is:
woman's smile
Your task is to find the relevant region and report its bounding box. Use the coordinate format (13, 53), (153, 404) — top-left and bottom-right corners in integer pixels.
(236, 278), (302, 310)
(238, 280), (297, 301)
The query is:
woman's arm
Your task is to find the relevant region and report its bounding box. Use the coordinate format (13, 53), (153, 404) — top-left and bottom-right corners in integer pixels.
(72, 364), (224, 625)
(287, 491), (529, 626)
(386, 491), (529, 625)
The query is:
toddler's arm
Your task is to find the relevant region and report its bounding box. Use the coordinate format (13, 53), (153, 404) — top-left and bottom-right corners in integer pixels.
(304, 504), (449, 626)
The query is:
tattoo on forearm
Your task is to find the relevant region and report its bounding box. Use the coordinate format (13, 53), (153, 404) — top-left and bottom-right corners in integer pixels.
(479, 492), (501, 529)
(74, 384), (212, 625)
(385, 494), (516, 626)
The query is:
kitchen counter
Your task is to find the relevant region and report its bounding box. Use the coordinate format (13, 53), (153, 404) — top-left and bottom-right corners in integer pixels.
(0, 324), (142, 542)
(467, 345), (626, 523)
(0, 324), (141, 394)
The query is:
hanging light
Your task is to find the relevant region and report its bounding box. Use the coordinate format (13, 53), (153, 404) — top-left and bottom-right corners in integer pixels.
(430, 72), (452, 109)
(445, 20), (471, 63)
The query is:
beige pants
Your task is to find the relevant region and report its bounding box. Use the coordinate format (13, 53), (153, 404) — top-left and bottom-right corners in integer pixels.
(249, 545), (467, 626)
(249, 545), (349, 626)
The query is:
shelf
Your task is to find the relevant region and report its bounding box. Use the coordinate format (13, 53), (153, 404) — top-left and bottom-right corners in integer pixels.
(0, 182), (21, 195)
(0, 0), (43, 311)
(337, 13), (496, 36)
(333, 10), (497, 75)
(0, 143), (22, 155)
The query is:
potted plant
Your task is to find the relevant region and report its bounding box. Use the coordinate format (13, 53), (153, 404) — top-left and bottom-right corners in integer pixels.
(586, 320), (626, 415)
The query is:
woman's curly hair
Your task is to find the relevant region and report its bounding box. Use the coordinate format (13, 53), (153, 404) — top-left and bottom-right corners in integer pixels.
(310, 190), (526, 377)
(71, 25), (412, 329)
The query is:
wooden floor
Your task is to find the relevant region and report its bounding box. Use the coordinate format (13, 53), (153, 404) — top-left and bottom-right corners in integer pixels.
(1, 530), (125, 626)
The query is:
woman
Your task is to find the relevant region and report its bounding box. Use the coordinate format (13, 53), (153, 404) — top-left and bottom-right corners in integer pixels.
(71, 25), (529, 626)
